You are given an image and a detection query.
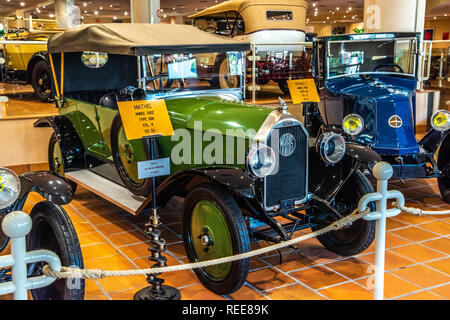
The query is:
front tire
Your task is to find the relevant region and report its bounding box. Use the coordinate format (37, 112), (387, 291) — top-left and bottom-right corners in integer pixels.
(183, 184), (250, 295)
(310, 170), (375, 256)
(27, 201), (84, 300)
(31, 60), (52, 102)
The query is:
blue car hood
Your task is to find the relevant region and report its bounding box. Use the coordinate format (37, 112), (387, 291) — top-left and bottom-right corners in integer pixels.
(327, 75), (419, 155)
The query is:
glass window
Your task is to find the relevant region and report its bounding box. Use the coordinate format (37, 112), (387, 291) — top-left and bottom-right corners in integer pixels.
(142, 51), (244, 96)
(266, 11), (293, 21)
(327, 38), (417, 78)
(81, 51), (108, 68)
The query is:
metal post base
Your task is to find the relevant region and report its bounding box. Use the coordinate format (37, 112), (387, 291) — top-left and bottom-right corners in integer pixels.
(134, 285), (181, 300)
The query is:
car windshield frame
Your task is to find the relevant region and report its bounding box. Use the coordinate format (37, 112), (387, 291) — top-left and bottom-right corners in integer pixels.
(325, 37), (418, 80)
(136, 50), (248, 101)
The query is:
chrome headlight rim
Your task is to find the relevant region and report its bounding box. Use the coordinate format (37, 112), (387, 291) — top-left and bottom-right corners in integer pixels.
(0, 168), (21, 210)
(343, 114), (365, 136)
(431, 110), (450, 132)
(317, 132), (346, 165)
(246, 143), (277, 178)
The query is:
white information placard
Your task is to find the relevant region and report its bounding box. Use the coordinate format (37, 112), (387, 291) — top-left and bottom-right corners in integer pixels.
(138, 158), (171, 179)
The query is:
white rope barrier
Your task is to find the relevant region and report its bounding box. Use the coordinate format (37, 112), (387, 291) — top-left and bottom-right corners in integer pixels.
(393, 202), (450, 216)
(41, 200), (450, 281)
(43, 209), (369, 280)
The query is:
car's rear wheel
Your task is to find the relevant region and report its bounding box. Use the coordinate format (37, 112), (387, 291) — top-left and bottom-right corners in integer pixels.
(183, 184), (250, 295)
(309, 170), (376, 256)
(111, 113), (152, 196)
(31, 60), (52, 102)
(218, 58), (239, 89)
(48, 133), (64, 176)
(27, 201), (84, 300)
(48, 133), (77, 193)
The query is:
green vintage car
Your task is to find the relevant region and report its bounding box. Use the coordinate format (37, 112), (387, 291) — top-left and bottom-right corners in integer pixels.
(35, 24), (381, 295)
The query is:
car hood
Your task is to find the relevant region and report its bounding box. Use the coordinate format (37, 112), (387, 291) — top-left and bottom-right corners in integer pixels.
(166, 97), (274, 138)
(326, 75), (419, 155)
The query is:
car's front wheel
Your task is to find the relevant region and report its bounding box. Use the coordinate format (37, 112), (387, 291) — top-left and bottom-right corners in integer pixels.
(27, 201), (84, 300)
(183, 184), (250, 295)
(309, 170), (376, 256)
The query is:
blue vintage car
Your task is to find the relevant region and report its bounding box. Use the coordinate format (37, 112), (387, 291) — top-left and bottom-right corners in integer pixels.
(309, 32), (450, 203)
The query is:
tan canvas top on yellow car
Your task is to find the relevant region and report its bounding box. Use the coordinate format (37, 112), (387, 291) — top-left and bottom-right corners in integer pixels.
(189, 0), (308, 34)
(48, 23), (251, 55)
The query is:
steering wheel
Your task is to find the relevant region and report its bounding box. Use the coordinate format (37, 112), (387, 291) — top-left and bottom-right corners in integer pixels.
(146, 73), (184, 92)
(372, 63), (404, 74)
(204, 26), (218, 34)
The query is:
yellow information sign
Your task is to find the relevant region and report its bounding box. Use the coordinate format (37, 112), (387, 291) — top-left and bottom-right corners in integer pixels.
(287, 79), (320, 104)
(117, 99), (174, 140)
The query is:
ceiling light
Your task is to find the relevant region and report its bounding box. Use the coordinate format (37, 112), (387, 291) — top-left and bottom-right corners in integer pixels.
(20, 2), (25, 6)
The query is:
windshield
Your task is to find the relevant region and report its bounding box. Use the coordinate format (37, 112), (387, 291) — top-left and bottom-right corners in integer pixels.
(327, 38), (417, 79)
(138, 51), (245, 98)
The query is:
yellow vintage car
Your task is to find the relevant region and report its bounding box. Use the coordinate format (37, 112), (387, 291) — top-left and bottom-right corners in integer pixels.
(189, 0), (311, 94)
(0, 17), (63, 101)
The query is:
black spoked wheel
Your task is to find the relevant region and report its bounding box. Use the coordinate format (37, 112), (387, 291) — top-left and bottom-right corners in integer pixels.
(183, 184), (250, 295)
(111, 113), (152, 196)
(310, 170), (376, 256)
(31, 60), (52, 102)
(27, 201), (84, 300)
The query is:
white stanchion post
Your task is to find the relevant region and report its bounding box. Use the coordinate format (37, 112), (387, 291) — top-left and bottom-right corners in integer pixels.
(2, 211), (32, 300)
(358, 162), (405, 300)
(0, 211), (62, 300)
(373, 164), (389, 300)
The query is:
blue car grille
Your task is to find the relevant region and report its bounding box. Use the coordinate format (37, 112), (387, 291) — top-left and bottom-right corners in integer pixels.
(265, 125), (308, 209)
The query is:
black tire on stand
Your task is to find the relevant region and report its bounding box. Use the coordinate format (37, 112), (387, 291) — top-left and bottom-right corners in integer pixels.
(110, 113), (152, 196)
(31, 60), (52, 102)
(183, 184), (250, 295)
(310, 170), (376, 256)
(27, 201), (84, 300)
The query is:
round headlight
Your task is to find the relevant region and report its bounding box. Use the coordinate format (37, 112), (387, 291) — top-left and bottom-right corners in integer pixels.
(317, 132), (346, 164)
(247, 144), (277, 178)
(0, 168), (21, 210)
(431, 110), (450, 132)
(343, 114), (364, 136)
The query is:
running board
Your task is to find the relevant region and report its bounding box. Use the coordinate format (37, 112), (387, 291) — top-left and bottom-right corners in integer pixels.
(65, 169), (146, 215)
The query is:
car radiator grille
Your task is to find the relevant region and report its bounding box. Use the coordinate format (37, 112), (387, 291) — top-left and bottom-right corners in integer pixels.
(265, 125), (308, 209)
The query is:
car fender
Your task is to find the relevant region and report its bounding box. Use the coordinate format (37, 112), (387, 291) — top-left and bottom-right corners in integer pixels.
(26, 51), (49, 83)
(34, 116), (86, 171)
(345, 142), (382, 164)
(420, 128), (450, 155)
(437, 132), (450, 172)
(136, 168), (256, 215)
(15, 171), (74, 210)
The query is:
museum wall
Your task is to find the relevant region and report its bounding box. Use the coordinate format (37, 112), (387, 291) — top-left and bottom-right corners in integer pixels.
(424, 18), (450, 48)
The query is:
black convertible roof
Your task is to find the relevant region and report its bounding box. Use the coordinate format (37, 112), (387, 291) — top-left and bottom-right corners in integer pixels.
(48, 23), (251, 55)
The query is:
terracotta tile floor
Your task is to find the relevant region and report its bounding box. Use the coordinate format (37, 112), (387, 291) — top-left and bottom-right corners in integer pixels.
(0, 171), (445, 301)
